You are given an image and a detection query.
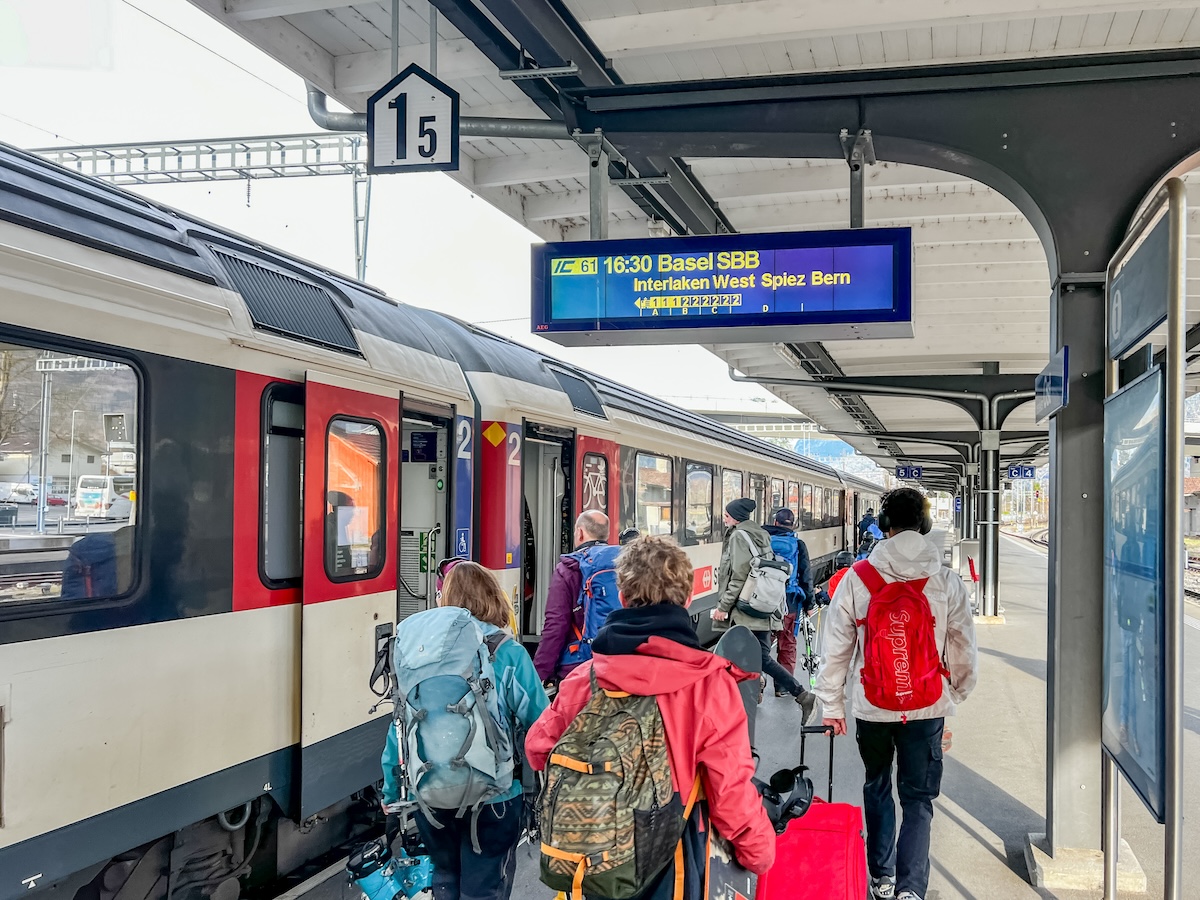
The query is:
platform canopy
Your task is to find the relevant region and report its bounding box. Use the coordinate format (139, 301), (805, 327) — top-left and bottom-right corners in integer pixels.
(187, 0), (1200, 479)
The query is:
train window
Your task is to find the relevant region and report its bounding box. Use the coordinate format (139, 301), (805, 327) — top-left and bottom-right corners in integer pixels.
(261, 385), (303, 586)
(770, 478), (785, 514)
(0, 346), (139, 607)
(635, 452), (673, 536)
(325, 418), (385, 580)
(788, 481), (800, 516)
(750, 475), (767, 524)
(684, 463), (714, 545)
(581, 452), (608, 513)
(823, 488), (834, 527)
(833, 490), (845, 527)
(802, 483), (815, 529)
(721, 470), (744, 510)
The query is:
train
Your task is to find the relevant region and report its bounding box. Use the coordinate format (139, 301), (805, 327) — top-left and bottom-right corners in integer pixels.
(0, 141), (881, 900)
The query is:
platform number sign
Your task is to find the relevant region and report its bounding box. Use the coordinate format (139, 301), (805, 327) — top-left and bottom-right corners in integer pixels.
(367, 64), (459, 174)
(895, 465), (923, 479)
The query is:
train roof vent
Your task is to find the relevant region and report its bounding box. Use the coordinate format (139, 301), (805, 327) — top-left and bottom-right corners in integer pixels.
(550, 368), (606, 419)
(213, 249), (360, 355)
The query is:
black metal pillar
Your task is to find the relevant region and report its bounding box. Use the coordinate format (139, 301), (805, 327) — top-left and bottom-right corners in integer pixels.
(1046, 281), (1106, 852)
(981, 435), (1002, 616)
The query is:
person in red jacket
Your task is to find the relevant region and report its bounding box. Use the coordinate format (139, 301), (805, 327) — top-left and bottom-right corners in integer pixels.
(526, 535), (775, 900)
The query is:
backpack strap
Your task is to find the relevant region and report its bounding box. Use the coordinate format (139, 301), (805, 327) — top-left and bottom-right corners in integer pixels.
(483, 632), (510, 659)
(735, 528), (762, 560)
(673, 777), (704, 900)
(852, 560), (887, 595)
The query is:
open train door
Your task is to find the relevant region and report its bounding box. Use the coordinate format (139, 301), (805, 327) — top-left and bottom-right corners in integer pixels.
(300, 371), (400, 817)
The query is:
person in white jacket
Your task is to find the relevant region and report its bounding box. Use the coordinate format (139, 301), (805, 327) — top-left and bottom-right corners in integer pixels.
(815, 488), (978, 900)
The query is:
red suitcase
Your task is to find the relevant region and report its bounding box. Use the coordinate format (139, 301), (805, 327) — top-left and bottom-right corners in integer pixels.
(754, 726), (868, 900)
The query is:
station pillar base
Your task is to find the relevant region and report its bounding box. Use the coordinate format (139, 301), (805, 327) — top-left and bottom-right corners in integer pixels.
(1023, 833), (1146, 893)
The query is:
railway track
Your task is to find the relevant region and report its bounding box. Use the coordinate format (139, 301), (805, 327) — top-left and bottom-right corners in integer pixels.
(0, 570), (62, 588)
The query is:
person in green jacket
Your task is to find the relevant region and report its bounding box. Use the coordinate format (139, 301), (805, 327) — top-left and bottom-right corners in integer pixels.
(712, 498), (818, 721)
(381, 562), (548, 900)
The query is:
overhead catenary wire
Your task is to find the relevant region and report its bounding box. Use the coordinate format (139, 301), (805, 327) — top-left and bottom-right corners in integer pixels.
(118, 0), (306, 108)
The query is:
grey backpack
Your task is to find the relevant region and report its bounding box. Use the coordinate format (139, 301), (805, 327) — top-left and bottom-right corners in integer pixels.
(735, 530), (792, 619)
(391, 606), (514, 829)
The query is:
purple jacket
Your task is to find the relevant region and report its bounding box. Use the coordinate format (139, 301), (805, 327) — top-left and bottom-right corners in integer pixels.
(533, 540), (605, 682)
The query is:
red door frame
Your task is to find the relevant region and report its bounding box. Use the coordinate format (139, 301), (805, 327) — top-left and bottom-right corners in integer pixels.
(303, 376), (400, 604)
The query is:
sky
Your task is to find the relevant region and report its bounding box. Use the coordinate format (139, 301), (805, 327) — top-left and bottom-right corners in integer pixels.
(0, 0), (785, 413)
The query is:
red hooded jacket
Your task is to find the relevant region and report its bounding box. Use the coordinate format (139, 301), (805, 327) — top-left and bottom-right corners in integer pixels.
(526, 605), (775, 880)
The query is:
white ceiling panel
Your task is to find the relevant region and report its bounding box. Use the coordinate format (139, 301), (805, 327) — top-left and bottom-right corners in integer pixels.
(187, 0), (1200, 468)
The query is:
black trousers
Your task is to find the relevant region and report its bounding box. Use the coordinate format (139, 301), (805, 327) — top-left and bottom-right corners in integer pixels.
(415, 796), (523, 900)
(754, 628), (805, 696)
(855, 718), (944, 899)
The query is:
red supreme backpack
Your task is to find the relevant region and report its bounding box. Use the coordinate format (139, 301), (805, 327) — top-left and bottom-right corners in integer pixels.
(852, 560), (948, 716)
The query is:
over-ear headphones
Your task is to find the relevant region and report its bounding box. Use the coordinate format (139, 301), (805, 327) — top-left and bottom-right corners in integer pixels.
(878, 490), (933, 536)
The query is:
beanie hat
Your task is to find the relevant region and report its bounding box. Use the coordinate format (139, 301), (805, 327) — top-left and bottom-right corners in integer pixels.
(773, 508), (795, 527)
(726, 498), (756, 522)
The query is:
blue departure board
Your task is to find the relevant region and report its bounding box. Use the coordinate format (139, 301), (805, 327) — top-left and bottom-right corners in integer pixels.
(531, 228), (913, 346)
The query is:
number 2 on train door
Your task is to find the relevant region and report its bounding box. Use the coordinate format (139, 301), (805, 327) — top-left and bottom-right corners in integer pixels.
(507, 431), (520, 466)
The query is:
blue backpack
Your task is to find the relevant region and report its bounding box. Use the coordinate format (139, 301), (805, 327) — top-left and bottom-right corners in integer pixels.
(391, 607), (514, 821)
(769, 533), (801, 593)
(559, 543), (623, 668)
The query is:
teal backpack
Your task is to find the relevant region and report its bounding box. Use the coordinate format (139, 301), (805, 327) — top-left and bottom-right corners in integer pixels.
(391, 607), (514, 831)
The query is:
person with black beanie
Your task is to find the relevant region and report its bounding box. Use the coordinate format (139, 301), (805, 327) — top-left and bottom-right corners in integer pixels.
(712, 498), (818, 721)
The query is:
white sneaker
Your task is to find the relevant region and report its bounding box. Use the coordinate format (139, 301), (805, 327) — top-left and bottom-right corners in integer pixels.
(870, 876), (895, 899)
(897, 892), (923, 900)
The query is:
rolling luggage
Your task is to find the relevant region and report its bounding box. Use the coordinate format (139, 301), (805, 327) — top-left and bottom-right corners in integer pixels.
(754, 726), (867, 900)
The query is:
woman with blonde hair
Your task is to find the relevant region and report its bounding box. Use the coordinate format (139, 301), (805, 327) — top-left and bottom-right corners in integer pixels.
(381, 561), (547, 900)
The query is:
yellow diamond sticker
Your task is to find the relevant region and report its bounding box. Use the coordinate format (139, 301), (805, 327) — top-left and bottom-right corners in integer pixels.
(483, 422), (507, 447)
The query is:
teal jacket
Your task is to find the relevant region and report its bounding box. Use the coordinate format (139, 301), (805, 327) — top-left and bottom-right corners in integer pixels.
(381, 620), (549, 806)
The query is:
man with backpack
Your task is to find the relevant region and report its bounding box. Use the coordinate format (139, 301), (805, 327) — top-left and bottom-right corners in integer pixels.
(763, 508), (812, 695)
(527, 535), (775, 900)
(713, 498), (818, 721)
(815, 488), (978, 900)
(533, 509), (621, 686)
(858, 506), (878, 543)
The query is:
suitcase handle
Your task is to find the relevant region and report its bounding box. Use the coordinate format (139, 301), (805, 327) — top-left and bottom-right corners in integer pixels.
(799, 725), (836, 801)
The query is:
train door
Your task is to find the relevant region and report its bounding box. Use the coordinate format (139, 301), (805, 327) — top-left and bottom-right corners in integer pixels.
(749, 474), (768, 523)
(398, 409), (452, 619)
(300, 371), (399, 817)
(520, 422), (574, 640)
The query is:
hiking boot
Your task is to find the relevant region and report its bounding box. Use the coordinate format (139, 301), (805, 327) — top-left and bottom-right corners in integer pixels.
(795, 690), (817, 724)
(870, 876), (896, 899)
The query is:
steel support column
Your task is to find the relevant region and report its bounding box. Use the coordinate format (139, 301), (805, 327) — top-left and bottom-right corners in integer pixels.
(980, 444), (1001, 616)
(586, 135), (609, 240)
(1046, 281), (1105, 853)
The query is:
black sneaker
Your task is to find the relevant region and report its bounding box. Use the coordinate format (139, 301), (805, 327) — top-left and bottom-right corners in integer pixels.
(774, 690), (788, 698)
(870, 876), (896, 899)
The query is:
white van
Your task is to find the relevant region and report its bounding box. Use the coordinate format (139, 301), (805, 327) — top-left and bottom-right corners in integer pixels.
(75, 475), (135, 519)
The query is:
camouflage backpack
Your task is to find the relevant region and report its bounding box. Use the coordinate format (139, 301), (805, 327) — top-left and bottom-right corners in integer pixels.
(539, 669), (700, 899)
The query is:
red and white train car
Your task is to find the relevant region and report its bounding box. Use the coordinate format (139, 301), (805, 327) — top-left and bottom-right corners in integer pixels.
(0, 143), (870, 900)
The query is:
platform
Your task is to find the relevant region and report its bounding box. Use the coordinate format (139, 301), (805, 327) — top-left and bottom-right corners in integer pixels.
(305, 535), (1192, 900)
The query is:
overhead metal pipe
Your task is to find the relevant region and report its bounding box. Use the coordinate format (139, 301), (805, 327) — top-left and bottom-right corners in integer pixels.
(305, 82), (570, 140)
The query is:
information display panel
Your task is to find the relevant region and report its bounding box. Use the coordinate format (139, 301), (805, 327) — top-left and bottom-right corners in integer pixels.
(1102, 366), (1166, 823)
(532, 228), (913, 346)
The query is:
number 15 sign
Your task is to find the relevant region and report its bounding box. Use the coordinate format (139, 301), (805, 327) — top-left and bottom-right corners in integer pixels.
(367, 64), (459, 174)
